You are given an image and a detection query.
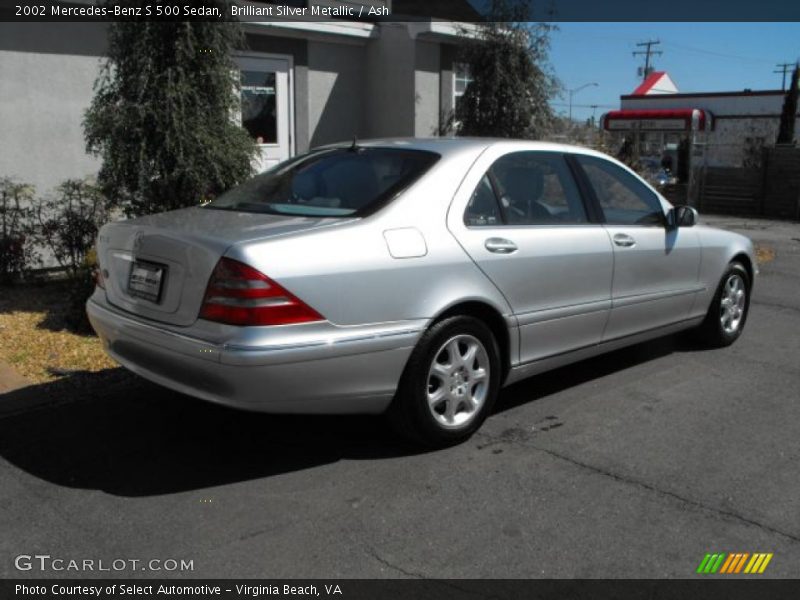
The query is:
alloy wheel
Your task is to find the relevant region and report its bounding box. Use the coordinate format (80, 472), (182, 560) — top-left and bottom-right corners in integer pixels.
(426, 334), (490, 429)
(720, 273), (746, 335)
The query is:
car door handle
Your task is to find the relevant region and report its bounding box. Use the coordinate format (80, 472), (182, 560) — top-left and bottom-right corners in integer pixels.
(484, 237), (518, 254)
(613, 233), (636, 248)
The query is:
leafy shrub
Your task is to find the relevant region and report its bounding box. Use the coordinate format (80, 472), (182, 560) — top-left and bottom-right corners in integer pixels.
(65, 248), (99, 334)
(0, 178), (37, 285)
(28, 179), (111, 332)
(31, 179), (111, 278)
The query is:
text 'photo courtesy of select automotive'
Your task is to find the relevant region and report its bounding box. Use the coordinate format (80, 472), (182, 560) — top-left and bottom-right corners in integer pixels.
(0, 1), (799, 599)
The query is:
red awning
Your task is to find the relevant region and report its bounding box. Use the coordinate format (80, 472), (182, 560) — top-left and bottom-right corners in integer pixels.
(602, 109), (713, 132)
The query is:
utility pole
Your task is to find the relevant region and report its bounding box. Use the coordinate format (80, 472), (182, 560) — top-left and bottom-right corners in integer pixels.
(774, 63), (793, 90)
(633, 40), (662, 81)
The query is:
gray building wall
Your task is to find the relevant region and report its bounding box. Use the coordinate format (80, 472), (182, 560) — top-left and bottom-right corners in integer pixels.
(364, 23), (416, 137)
(307, 40), (367, 148)
(413, 40), (441, 137)
(0, 23), (107, 196)
(1, 22), (452, 198)
(439, 43), (456, 122)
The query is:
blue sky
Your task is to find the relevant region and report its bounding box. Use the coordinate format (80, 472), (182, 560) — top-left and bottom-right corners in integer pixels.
(546, 22), (800, 122)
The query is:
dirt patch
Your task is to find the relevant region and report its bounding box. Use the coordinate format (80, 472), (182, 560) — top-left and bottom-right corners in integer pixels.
(755, 244), (776, 265)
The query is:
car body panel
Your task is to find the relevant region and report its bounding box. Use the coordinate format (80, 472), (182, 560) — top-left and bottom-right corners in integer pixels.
(97, 208), (355, 327)
(601, 224), (703, 340)
(87, 293), (421, 413)
(88, 138), (757, 415)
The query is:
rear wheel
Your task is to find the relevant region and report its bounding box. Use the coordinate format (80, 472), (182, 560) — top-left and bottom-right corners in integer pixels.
(697, 261), (750, 347)
(388, 316), (501, 447)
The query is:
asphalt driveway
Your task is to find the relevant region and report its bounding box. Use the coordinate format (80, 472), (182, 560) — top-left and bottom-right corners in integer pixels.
(1, 215), (798, 579)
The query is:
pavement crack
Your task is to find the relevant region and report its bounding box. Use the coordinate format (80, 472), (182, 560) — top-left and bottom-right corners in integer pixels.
(362, 546), (501, 599)
(363, 545), (428, 579)
(476, 431), (800, 545)
(753, 299), (800, 314)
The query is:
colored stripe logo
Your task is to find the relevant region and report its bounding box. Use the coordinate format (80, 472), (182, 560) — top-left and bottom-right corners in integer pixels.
(696, 552), (773, 574)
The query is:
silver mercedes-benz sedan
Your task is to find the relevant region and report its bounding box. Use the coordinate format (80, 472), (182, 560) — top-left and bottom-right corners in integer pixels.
(87, 138), (756, 445)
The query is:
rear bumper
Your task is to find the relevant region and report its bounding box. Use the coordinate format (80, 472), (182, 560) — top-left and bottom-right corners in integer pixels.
(86, 297), (423, 414)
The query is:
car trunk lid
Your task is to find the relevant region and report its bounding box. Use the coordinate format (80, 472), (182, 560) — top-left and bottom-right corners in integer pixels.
(97, 207), (351, 327)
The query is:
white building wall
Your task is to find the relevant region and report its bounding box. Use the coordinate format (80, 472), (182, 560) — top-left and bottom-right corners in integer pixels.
(620, 91), (797, 167)
(621, 93), (785, 115)
(705, 119), (780, 167)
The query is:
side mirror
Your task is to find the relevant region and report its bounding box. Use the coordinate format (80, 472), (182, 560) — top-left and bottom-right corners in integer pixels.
(670, 205), (698, 228)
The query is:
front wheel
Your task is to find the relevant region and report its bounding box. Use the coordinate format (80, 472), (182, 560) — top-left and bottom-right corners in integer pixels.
(697, 261), (751, 347)
(387, 316), (501, 447)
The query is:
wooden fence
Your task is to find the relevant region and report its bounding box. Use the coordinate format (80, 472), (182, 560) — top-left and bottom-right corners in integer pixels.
(698, 146), (800, 220)
(762, 146), (800, 219)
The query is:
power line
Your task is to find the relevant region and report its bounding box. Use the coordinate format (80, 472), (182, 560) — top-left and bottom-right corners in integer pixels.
(555, 29), (787, 67)
(774, 62), (795, 90)
(633, 39), (662, 81)
(551, 102), (617, 109)
(661, 41), (778, 65)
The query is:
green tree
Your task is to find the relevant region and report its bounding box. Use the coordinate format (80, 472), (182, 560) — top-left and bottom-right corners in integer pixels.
(452, 1), (559, 138)
(776, 63), (799, 145)
(84, 5), (256, 216)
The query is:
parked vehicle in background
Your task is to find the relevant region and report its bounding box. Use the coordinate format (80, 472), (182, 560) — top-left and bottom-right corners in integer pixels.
(87, 139), (756, 446)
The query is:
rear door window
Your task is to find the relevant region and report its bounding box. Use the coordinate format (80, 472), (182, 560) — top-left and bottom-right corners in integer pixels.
(464, 174), (503, 226)
(463, 152), (588, 226)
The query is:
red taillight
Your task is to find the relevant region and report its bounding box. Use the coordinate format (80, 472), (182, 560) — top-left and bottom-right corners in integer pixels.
(199, 258), (324, 326)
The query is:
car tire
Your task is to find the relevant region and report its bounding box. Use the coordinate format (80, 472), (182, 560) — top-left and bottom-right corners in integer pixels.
(697, 261), (751, 348)
(387, 315), (501, 447)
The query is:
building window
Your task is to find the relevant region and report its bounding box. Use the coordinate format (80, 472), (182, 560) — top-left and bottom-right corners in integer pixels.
(241, 70), (277, 145)
(453, 63), (473, 114)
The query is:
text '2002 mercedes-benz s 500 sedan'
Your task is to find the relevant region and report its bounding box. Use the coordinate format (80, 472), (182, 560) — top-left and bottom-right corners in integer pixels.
(87, 139), (756, 446)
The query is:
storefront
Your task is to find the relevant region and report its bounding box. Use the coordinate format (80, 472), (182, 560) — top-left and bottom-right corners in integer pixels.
(603, 71), (793, 204)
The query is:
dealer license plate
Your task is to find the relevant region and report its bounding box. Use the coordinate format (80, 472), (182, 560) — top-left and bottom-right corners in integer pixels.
(128, 260), (165, 303)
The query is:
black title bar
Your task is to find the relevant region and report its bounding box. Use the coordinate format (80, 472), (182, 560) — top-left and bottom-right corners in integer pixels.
(4, 579), (800, 600)
(1, 0), (800, 22)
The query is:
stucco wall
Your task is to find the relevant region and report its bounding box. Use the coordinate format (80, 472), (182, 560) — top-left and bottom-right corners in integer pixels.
(1, 22), (450, 197)
(439, 44), (456, 123)
(307, 40), (366, 148)
(364, 23), (416, 137)
(0, 23), (107, 196)
(413, 39), (441, 137)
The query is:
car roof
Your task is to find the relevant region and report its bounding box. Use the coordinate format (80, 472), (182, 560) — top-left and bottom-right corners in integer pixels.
(316, 137), (611, 160)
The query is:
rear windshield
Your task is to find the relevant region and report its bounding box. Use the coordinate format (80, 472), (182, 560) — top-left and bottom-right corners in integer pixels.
(206, 147), (440, 217)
